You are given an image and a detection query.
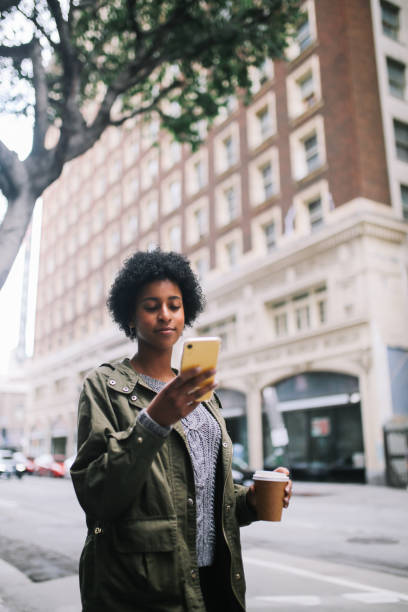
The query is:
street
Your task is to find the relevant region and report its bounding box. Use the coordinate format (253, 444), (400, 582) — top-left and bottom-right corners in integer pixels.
(0, 477), (407, 611)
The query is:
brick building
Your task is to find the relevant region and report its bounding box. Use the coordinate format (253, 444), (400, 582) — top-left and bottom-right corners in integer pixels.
(25, 0), (408, 483)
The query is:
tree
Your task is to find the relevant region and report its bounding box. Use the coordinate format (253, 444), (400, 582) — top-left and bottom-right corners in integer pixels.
(0, 0), (299, 289)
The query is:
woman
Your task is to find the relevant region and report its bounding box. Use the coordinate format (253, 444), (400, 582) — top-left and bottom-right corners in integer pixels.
(71, 249), (292, 612)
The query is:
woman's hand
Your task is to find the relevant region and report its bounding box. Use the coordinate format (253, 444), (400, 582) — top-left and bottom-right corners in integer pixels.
(246, 466), (293, 510)
(146, 367), (217, 427)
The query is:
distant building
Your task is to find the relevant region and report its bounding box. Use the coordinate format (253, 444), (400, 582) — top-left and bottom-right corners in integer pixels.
(26, 0), (408, 484)
(0, 380), (26, 450)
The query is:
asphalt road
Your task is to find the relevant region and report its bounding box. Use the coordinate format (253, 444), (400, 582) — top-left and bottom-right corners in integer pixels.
(0, 476), (407, 611)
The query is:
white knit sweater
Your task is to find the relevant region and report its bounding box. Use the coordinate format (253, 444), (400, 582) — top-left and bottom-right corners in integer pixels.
(138, 374), (221, 567)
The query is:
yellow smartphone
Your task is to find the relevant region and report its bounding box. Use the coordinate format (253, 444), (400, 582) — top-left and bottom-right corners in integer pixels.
(180, 337), (221, 401)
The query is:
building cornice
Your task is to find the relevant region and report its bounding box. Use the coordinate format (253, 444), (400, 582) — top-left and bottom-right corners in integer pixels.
(203, 205), (408, 300)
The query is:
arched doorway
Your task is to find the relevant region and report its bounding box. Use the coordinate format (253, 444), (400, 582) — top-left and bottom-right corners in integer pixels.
(263, 372), (365, 483)
(216, 388), (248, 464)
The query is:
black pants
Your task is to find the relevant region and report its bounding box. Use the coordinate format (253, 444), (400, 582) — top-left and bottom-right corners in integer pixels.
(199, 565), (241, 612)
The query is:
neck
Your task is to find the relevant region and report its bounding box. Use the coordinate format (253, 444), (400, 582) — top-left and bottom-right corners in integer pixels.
(130, 344), (175, 382)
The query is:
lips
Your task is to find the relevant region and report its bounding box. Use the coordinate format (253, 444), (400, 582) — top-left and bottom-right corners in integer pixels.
(155, 328), (175, 333)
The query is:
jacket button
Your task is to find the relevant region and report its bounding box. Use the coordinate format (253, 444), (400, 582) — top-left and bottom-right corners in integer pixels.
(222, 442), (228, 448)
(122, 386), (130, 392)
(235, 572), (241, 580)
(191, 570), (197, 580)
(109, 379), (116, 385)
(131, 395), (137, 401)
(225, 504), (231, 512)
(187, 498), (194, 506)
(136, 436), (143, 444)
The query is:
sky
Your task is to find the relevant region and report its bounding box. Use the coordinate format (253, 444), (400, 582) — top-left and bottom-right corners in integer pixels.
(0, 114), (40, 376)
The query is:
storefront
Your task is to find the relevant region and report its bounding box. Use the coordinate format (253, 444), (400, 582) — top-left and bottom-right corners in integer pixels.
(262, 372), (365, 483)
(216, 388), (249, 464)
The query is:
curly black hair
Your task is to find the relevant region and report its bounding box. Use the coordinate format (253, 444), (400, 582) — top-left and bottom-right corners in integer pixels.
(107, 249), (206, 338)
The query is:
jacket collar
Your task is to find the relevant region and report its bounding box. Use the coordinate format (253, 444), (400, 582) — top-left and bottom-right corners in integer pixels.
(104, 358), (139, 394)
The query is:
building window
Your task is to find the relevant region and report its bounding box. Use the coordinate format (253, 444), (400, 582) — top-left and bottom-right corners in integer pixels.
(225, 187), (238, 223)
(194, 160), (205, 191)
(148, 198), (158, 225)
(194, 208), (207, 240)
(257, 107), (272, 140)
(226, 241), (238, 267)
(109, 157), (122, 184)
(148, 119), (159, 141)
(274, 311), (288, 337)
(195, 257), (208, 281)
(129, 214), (138, 237)
(224, 136), (235, 168)
(148, 158), (159, 182)
(263, 222), (276, 252)
(170, 140), (181, 164)
(381, 1), (400, 40)
(125, 138), (139, 166)
(317, 298), (327, 324)
(169, 225), (181, 251)
(394, 119), (408, 161)
(387, 57), (405, 99)
(297, 11), (312, 53)
(308, 197), (323, 231)
(298, 72), (315, 108)
(295, 302), (310, 331)
(261, 162), (274, 200)
(169, 180), (181, 210)
(401, 184), (408, 220)
(304, 133), (320, 173)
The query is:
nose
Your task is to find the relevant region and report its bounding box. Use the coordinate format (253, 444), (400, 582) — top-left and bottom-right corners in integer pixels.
(158, 304), (171, 321)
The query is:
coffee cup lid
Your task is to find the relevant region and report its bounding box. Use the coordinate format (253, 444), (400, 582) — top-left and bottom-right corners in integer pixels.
(253, 470), (289, 482)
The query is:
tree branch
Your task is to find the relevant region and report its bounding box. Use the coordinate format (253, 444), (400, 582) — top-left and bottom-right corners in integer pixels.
(31, 38), (49, 154)
(125, 0), (142, 41)
(0, 0), (20, 13)
(109, 79), (183, 127)
(0, 41), (34, 61)
(0, 140), (24, 199)
(16, 5), (57, 50)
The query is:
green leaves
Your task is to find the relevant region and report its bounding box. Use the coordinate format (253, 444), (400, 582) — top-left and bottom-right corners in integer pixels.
(0, 0), (300, 144)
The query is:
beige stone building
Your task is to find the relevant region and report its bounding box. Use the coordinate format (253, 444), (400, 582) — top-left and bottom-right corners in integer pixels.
(25, 0), (408, 484)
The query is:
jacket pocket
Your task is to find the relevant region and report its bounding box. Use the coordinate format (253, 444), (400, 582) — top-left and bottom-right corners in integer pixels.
(112, 517), (180, 597)
(113, 517), (177, 552)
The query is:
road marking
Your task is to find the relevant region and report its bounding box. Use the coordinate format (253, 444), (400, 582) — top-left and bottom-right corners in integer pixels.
(254, 595), (321, 606)
(343, 591), (403, 604)
(244, 557), (408, 602)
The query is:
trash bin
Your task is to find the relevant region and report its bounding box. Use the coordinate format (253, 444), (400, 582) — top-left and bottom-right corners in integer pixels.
(383, 416), (408, 488)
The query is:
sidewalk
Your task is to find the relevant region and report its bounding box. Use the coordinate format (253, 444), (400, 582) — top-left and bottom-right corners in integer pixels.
(0, 559), (80, 612)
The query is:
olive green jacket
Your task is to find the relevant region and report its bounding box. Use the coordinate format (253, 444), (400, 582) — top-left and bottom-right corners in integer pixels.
(71, 359), (257, 612)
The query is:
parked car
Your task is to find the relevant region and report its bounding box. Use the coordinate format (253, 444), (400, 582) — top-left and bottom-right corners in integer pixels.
(0, 449), (15, 478)
(24, 456), (36, 475)
(33, 454), (65, 478)
(13, 452), (28, 478)
(0, 449), (26, 479)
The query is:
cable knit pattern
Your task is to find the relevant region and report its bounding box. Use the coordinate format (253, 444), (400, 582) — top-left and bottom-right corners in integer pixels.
(139, 374), (221, 567)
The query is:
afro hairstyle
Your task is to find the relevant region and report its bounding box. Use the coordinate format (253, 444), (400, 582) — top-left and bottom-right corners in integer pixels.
(107, 249), (206, 338)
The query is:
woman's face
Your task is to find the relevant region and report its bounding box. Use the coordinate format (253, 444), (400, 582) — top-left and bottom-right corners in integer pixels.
(131, 279), (185, 350)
